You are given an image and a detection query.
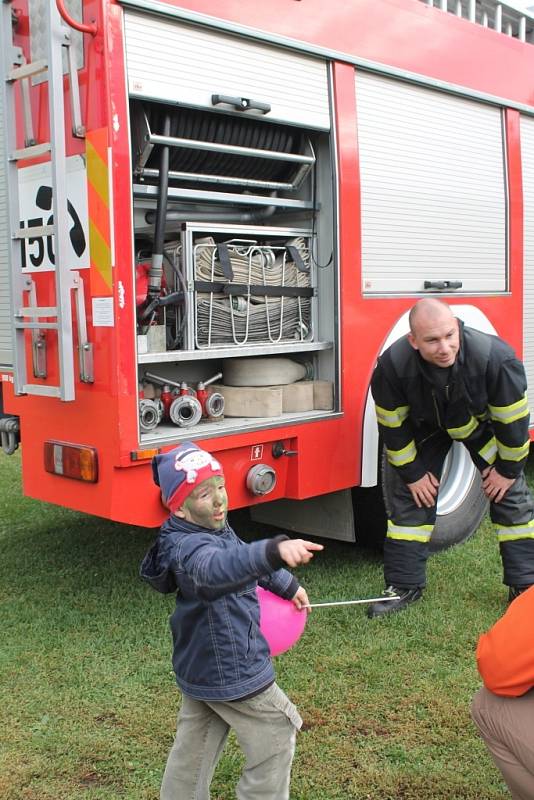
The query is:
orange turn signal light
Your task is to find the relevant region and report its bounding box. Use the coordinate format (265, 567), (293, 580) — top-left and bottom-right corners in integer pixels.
(44, 441), (98, 483)
(130, 448), (160, 461)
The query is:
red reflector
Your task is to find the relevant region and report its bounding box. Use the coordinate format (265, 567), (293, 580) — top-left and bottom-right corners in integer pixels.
(44, 441), (98, 483)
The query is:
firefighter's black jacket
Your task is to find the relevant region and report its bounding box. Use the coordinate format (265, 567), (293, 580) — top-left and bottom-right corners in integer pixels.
(371, 322), (530, 485)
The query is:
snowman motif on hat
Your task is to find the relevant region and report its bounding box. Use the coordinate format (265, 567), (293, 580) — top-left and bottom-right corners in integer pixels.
(174, 448), (222, 485)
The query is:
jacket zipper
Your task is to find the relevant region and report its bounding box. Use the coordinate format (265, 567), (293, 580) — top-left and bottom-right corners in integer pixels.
(432, 389), (442, 429)
(432, 384), (449, 429)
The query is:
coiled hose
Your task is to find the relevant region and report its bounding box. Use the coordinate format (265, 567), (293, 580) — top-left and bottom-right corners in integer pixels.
(168, 236), (312, 347)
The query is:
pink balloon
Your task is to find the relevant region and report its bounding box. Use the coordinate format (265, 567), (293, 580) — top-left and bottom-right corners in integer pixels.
(256, 587), (308, 656)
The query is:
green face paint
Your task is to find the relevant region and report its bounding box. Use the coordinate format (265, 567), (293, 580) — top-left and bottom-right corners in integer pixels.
(180, 476), (228, 530)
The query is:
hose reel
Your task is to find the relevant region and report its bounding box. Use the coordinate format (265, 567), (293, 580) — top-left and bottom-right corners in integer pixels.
(131, 101), (314, 191)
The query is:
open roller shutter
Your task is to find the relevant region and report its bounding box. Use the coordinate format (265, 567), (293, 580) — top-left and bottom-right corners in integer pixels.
(521, 115), (534, 424)
(123, 11), (330, 131)
(0, 71), (11, 368)
(356, 71), (507, 295)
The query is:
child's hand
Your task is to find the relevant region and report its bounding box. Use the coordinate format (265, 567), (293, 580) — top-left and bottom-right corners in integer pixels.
(292, 586), (310, 611)
(278, 539), (323, 567)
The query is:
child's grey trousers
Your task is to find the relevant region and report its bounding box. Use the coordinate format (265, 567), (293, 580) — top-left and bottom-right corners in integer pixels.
(160, 682), (303, 800)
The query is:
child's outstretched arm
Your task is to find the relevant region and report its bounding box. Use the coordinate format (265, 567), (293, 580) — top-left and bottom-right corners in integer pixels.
(277, 539), (323, 568)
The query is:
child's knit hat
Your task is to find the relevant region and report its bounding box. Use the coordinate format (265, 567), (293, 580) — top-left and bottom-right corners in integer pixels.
(152, 442), (224, 512)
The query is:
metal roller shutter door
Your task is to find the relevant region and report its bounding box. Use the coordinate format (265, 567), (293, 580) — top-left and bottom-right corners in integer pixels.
(521, 115), (534, 424)
(123, 11), (330, 130)
(0, 73), (12, 368)
(356, 71), (507, 295)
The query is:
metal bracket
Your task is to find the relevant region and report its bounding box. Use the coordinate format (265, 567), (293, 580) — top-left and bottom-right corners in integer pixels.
(25, 278), (48, 378)
(7, 48), (38, 146)
(63, 27), (85, 137)
(132, 108), (154, 173)
(21, 73), (37, 146)
(32, 331), (47, 378)
(9, 44), (24, 68)
(0, 416), (20, 456)
(71, 273), (94, 383)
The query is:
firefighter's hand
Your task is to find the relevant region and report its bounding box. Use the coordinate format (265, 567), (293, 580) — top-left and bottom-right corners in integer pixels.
(482, 466), (515, 503)
(291, 586), (310, 611)
(278, 539), (323, 567)
(407, 472), (439, 508)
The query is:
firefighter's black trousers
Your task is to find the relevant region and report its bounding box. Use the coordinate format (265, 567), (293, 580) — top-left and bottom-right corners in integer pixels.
(383, 432), (534, 589)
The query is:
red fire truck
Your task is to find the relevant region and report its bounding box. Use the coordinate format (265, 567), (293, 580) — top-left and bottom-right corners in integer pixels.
(1, 0), (534, 548)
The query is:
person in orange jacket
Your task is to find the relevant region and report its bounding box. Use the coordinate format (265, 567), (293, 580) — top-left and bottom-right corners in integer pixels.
(471, 586), (534, 800)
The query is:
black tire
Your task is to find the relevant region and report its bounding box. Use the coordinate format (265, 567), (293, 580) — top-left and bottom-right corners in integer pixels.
(353, 442), (488, 553)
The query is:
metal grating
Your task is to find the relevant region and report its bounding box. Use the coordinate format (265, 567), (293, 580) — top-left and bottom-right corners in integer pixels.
(29, 0), (84, 83)
(419, 0), (534, 42)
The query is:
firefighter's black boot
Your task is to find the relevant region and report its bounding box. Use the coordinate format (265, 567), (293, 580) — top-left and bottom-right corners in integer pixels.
(367, 585), (423, 618)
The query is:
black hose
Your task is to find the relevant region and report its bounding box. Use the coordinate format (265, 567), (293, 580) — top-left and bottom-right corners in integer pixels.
(147, 113), (171, 299)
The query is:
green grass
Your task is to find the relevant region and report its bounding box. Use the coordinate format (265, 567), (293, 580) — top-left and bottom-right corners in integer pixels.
(0, 449), (518, 799)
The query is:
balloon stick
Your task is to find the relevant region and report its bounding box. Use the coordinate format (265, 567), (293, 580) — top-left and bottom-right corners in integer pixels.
(304, 596), (400, 609)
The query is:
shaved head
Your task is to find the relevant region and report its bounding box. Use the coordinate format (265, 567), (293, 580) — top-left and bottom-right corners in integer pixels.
(409, 299), (455, 335)
(407, 299), (460, 368)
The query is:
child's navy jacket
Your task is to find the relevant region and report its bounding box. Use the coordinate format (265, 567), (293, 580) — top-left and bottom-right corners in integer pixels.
(140, 514), (299, 701)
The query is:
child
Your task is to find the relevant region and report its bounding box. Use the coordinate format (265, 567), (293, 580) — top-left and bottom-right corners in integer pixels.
(140, 441), (323, 800)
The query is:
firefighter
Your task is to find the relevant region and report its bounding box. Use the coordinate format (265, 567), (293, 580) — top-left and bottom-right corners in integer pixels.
(367, 298), (534, 618)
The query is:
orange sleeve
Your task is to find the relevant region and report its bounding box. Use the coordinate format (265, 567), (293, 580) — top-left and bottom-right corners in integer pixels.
(476, 586), (534, 697)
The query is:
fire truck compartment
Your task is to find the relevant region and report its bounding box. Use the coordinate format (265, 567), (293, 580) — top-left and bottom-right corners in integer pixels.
(125, 14), (337, 446)
(133, 220), (337, 445)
